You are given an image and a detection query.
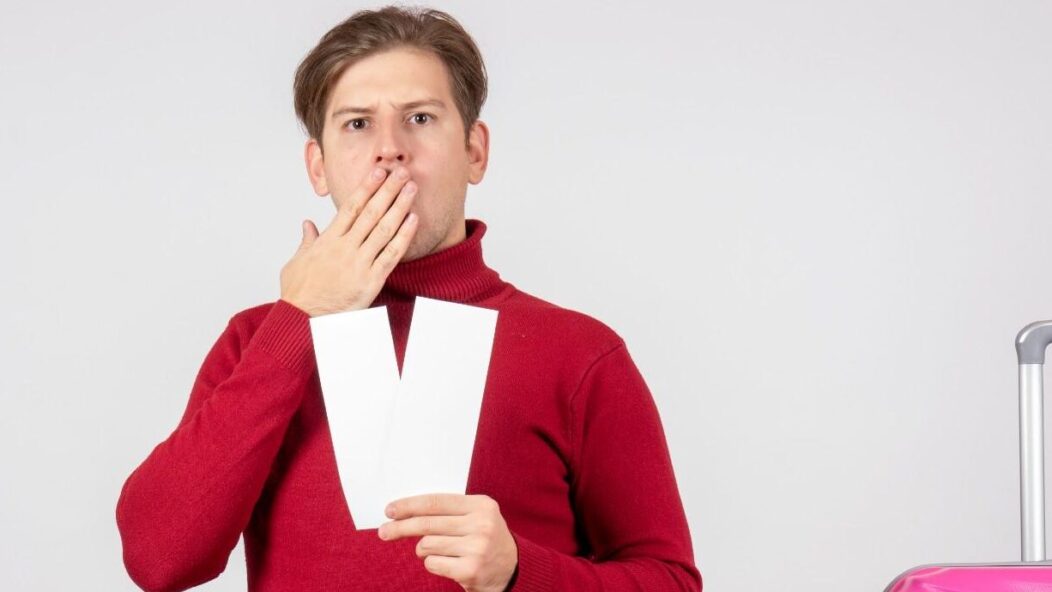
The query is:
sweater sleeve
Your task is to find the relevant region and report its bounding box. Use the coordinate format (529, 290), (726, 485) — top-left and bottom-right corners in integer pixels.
(115, 299), (316, 592)
(506, 341), (702, 592)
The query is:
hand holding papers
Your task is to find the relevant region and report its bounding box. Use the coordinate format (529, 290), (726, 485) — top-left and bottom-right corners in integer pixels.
(309, 296), (499, 529)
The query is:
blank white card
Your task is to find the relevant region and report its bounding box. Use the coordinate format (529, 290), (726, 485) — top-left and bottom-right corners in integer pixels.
(309, 296), (499, 529)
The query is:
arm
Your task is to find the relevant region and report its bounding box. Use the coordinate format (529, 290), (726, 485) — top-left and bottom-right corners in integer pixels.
(115, 299), (315, 592)
(508, 341), (702, 591)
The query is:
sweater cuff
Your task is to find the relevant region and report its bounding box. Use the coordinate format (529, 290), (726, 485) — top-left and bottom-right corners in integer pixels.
(507, 529), (556, 592)
(245, 299), (315, 374)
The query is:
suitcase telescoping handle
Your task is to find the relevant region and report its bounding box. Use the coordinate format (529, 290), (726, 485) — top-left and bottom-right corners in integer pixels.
(1016, 320), (1052, 562)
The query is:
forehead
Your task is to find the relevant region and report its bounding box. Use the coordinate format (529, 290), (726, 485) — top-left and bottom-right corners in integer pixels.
(327, 47), (455, 114)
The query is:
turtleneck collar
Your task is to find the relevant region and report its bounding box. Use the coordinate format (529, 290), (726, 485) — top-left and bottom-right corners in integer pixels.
(373, 218), (510, 305)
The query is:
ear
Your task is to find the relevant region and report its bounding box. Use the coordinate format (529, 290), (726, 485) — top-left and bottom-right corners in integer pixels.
(466, 120), (489, 185)
(304, 138), (330, 196)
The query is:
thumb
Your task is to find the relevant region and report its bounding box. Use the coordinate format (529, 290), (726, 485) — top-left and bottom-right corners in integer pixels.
(300, 219), (319, 247)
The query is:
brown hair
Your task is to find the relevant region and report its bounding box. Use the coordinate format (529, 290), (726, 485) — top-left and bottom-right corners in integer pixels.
(293, 5), (488, 152)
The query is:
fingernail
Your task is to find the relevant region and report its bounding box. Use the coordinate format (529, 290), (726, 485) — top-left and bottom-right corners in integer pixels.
(377, 526), (387, 540)
(397, 168), (410, 180)
(372, 167), (385, 180)
(385, 505), (395, 518)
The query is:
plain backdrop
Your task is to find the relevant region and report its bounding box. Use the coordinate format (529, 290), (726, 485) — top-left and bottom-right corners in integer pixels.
(2, 1), (1052, 590)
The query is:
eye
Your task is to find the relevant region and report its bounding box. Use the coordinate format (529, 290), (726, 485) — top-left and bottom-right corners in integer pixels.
(345, 118), (369, 131)
(410, 113), (433, 125)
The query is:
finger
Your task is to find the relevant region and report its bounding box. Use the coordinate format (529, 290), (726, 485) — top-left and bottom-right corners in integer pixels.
(385, 493), (475, 520)
(422, 555), (461, 581)
(300, 219), (319, 248)
(359, 180), (417, 261)
(345, 166), (412, 246)
(415, 534), (473, 559)
(379, 514), (472, 541)
(371, 211), (418, 273)
(321, 166), (389, 237)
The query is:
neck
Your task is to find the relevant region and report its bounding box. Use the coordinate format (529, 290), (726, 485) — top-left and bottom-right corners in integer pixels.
(374, 218), (509, 305)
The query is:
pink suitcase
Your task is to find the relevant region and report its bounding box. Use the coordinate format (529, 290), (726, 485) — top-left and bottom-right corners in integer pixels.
(884, 321), (1052, 591)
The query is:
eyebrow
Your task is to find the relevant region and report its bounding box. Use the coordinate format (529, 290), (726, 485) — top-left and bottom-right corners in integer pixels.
(331, 98), (447, 120)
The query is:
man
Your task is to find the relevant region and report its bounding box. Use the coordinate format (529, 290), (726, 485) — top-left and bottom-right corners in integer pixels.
(116, 5), (701, 591)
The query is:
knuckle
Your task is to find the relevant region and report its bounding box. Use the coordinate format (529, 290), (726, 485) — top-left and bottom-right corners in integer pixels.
(374, 220), (394, 237)
(374, 249), (393, 269)
(359, 207), (379, 225)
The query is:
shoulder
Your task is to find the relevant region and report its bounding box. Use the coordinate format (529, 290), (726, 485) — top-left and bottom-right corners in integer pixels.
(497, 288), (626, 362)
(224, 291), (627, 364)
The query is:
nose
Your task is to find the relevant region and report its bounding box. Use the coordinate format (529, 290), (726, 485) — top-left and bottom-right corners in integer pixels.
(374, 121), (409, 170)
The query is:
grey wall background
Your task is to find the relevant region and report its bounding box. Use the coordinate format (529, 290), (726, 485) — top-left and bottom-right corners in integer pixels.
(2, 1), (1051, 590)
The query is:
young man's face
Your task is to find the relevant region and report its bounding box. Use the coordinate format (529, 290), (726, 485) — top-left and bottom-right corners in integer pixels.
(305, 46), (489, 262)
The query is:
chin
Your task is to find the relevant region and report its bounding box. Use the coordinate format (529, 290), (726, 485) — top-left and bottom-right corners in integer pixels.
(400, 233), (430, 263)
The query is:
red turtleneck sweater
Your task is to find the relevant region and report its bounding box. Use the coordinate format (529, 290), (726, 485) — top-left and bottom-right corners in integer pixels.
(116, 219), (701, 591)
